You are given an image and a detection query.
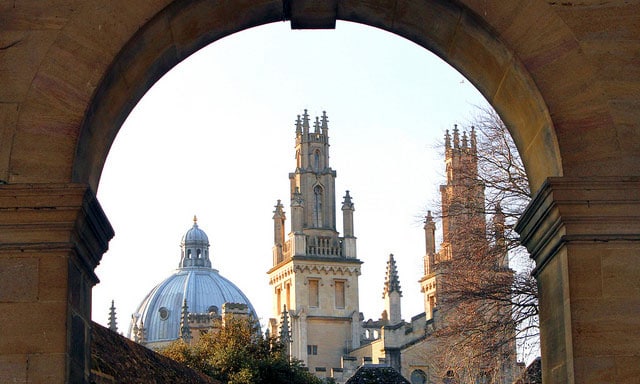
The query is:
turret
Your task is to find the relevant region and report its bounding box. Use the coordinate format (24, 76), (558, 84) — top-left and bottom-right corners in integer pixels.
(493, 203), (508, 268)
(423, 211), (436, 275)
(382, 254), (402, 325)
(273, 200), (286, 265)
(341, 190), (357, 258)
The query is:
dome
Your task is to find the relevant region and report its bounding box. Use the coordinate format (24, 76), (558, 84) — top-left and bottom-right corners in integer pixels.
(128, 218), (258, 346)
(129, 268), (258, 345)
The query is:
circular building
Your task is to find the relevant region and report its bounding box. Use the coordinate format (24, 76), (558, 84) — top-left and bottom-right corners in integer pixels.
(128, 217), (258, 348)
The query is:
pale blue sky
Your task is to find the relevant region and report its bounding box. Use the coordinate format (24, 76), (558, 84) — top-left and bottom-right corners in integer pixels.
(92, 21), (487, 334)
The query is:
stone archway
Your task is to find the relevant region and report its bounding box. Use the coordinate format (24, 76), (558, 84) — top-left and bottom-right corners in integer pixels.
(1, 1), (638, 383)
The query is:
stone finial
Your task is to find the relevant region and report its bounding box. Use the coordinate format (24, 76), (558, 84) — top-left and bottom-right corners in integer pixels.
(273, 199), (285, 219)
(302, 109), (310, 134)
(321, 110), (329, 131)
(295, 114), (302, 135)
(108, 300), (118, 332)
(193, 215), (198, 224)
(462, 130), (468, 148)
(314, 116), (321, 133)
(444, 129), (451, 149)
(453, 124), (460, 149)
(341, 190), (354, 210)
(382, 253), (402, 298)
(292, 188), (304, 207)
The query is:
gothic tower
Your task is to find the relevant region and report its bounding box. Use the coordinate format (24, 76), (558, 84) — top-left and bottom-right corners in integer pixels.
(268, 110), (362, 373)
(420, 125), (486, 318)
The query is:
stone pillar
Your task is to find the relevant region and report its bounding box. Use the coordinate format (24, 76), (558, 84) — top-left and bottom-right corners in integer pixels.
(0, 183), (113, 383)
(516, 177), (640, 383)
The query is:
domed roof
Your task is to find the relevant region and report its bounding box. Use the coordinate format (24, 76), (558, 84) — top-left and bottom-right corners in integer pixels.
(181, 215), (209, 245)
(128, 218), (258, 345)
(129, 268), (258, 344)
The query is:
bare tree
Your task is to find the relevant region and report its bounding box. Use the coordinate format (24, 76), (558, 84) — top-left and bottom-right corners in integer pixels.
(428, 106), (539, 383)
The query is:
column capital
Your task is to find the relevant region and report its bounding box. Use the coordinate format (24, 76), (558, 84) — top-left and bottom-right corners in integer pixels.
(0, 183), (114, 284)
(516, 176), (640, 276)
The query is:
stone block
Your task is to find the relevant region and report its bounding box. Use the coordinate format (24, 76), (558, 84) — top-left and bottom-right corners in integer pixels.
(24, 352), (67, 384)
(0, 301), (67, 354)
(0, 354), (27, 383)
(0, 257), (38, 302)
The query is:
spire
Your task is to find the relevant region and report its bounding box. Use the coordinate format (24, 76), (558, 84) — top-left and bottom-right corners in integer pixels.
(383, 254), (402, 325)
(179, 299), (192, 343)
(279, 305), (292, 343)
(295, 114), (302, 136)
(321, 110), (329, 134)
(302, 109), (310, 134)
(383, 254), (402, 297)
(453, 124), (460, 149)
(108, 300), (118, 332)
(444, 129), (451, 149)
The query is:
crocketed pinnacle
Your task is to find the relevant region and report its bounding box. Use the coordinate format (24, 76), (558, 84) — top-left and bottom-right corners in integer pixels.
(383, 253), (402, 298)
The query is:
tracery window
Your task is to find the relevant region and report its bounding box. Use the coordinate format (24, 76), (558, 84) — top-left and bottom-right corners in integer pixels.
(313, 185), (323, 227)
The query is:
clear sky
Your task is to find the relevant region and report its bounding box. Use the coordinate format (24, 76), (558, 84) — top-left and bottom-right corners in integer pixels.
(91, 21), (488, 334)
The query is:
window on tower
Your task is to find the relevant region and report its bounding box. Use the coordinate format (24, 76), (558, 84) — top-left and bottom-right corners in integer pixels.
(313, 185), (323, 227)
(313, 150), (320, 171)
(335, 280), (345, 309)
(309, 279), (319, 307)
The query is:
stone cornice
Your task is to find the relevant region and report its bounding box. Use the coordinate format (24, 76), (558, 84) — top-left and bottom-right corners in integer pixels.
(516, 176), (640, 276)
(268, 258), (362, 285)
(0, 183), (114, 283)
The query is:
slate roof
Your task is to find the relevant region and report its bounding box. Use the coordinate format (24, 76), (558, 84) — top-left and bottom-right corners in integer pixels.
(345, 364), (410, 384)
(91, 322), (219, 384)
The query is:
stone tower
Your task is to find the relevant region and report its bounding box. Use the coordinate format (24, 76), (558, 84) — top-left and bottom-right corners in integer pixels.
(268, 110), (362, 373)
(420, 125), (486, 318)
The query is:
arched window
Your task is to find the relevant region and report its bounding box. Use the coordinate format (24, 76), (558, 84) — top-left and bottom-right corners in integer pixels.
(411, 369), (427, 384)
(313, 185), (323, 227)
(197, 249), (202, 258)
(187, 249), (192, 259)
(313, 150), (321, 171)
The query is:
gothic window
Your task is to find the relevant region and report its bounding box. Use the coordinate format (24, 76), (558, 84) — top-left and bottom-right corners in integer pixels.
(335, 280), (345, 309)
(313, 185), (323, 227)
(276, 287), (282, 313)
(313, 150), (321, 171)
(411, 369), (427, 384)
(285, 282), (291, 310)
(309, 279), (319, 307)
